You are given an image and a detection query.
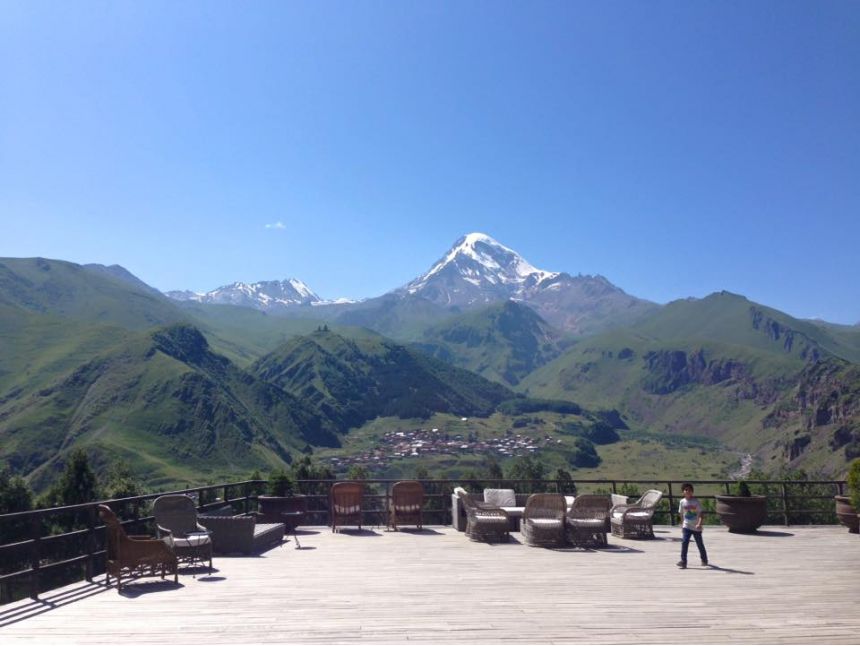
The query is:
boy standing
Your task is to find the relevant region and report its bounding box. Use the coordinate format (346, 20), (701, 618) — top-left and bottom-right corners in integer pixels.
(677, 483), (708, 569)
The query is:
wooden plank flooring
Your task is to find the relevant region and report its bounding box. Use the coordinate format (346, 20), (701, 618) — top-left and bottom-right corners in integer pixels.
(1, 525), (859, 644)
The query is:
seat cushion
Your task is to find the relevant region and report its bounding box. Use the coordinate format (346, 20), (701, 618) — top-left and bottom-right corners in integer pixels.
(484, 489), (516, 507)
(173, 535), (212, 549)
(527, 518), (564, 528)
(626, 511), (652, 520)
(474, 512), (509, 525)
(335, 505), (360, 514)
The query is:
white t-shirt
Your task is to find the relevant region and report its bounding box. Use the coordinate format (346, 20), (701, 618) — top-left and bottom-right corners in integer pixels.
(679, 497), (703, 530)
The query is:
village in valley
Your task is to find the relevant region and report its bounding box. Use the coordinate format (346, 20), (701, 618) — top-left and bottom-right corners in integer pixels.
(326, 425), (563, 471)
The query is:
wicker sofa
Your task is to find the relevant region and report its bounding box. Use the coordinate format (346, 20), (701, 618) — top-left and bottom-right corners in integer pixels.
(200, 511), (285, 555)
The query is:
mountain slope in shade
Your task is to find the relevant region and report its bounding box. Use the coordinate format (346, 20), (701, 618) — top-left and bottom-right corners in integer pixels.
(330, 293), (453, 341)
(397, 233), (658, 335)
(166, 278), (321, 310)
(251, 329), (515, 434)
(0, 322), (336, 491)
(413, 300), (571, 386)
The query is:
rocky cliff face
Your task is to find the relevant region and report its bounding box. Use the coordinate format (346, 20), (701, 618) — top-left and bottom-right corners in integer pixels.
(750, 307), (822, 361)
(764, 360), (860, 459)
(640, 348), (777, 404)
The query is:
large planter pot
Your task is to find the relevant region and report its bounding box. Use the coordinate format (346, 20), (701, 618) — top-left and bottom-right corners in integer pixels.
(715, 495), (768, 533)
(834, 496), (859, 534)
(258, 495), (307, 530)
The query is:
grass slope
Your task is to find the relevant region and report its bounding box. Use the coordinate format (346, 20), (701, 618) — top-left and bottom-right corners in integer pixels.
(0, 323), (332, 491)
(0, 257), (186, 330)
(251, 330), (515, 434)
(412, 301), (571, 386)
(520, 292), (860, 476)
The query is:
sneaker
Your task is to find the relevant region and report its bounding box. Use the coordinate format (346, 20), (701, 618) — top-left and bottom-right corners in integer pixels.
(676, 561), (687, 569)
(701, 560), (708, 566)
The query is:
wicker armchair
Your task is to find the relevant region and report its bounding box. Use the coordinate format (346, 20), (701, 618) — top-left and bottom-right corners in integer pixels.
(522, 493), (566, 547)
(566, 494), (611, 548)
(331, 482), (363, 532)
(98, 504), (178, 593)
(153, 494), (213, 570)
(388, 481), (424, 530)
(610, 489), (663, 539)
(455, 488), (510, 543)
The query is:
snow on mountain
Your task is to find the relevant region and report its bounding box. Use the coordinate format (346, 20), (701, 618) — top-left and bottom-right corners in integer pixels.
(396, 232), (658, 333)
(403, 232), (560, 306)
(165, 279), (321, 311)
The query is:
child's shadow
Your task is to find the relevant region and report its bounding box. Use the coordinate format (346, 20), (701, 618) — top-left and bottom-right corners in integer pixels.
(704, 564), (754, 575)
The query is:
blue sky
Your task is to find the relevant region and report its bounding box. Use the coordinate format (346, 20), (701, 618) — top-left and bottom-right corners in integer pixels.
(1, 2), (858, 323)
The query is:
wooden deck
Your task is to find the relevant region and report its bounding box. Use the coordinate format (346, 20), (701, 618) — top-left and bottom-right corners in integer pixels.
(1, 525), (858, 644)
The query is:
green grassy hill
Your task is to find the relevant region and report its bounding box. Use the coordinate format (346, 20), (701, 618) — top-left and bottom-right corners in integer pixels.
(633, 291), (860, 363)
(251, 329), (516, 434)
(520, 292), (860, 477)
(412, 300), (571, 386)
(178, 301), (344, 366)
(0, 323), (333, 491)
(0, 258), (186, 330)
(328, 293), (455, 341)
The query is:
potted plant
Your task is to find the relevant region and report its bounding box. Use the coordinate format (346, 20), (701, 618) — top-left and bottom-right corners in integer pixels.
(715, 480), (768, 533)
(258, 469), (307, 530)
(835, 459), (860, 534)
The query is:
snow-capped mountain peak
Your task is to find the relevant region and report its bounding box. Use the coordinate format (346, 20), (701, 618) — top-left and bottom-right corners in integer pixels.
(165, 278), (321, 310)
(404, 232), (559, 303)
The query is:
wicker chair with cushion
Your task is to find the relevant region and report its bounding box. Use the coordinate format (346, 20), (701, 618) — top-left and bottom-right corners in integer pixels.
(610, 489), (663, 539)
(522, 493), (566, 547)
(331, 482), (363, 532)
(454, 487), (510, 543)
(98, 504), (178, 593)
(566, 494), (611, 548)
(388, 481), (425, 530)
(153, 494), (213, 571)
(483, 488), (527, 530)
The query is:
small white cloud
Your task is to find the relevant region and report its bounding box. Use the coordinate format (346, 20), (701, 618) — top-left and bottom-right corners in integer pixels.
(264, 221), (286, 230)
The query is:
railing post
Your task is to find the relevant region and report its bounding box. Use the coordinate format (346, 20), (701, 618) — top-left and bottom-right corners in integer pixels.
(384, 483), (390, 530)
(29, 513), (41, 600)
(782, 482), (789, 526)
(85, 505), (96, 582)
(244, 482), (251, 516)
(667, 482), (675, 526)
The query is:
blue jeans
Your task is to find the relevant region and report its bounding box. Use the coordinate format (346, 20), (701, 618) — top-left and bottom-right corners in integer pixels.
(680, 527), (707, 563)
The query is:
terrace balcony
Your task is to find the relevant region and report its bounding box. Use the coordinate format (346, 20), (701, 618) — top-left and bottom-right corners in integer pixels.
(1, 479), (858, 644)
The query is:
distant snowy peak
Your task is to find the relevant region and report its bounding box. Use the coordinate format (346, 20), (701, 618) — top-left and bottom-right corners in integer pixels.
(404, 232), (560, 304)
(165, 278), (321, 310)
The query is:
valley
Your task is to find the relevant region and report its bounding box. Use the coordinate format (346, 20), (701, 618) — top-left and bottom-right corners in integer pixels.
(1, 233), (858, 495)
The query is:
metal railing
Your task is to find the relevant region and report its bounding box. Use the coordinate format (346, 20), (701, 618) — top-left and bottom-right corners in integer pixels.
(0, 477), (848, 605)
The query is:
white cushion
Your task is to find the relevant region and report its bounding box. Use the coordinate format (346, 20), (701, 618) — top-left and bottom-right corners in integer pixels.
(173, 535), (212, 548)
(528, 518), (563, 528)
(484, 488), (516, 507)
